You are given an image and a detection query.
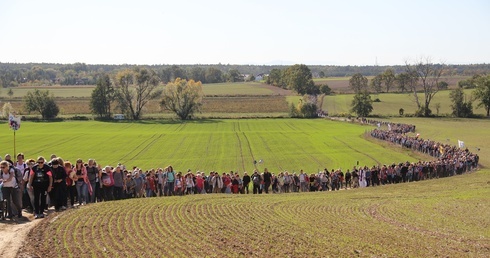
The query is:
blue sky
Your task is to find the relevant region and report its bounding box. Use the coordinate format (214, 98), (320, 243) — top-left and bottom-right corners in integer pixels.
(0, 0), (488, 65)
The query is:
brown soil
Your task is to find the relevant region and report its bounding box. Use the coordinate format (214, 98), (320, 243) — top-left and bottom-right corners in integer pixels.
(0, 213), (43, 258)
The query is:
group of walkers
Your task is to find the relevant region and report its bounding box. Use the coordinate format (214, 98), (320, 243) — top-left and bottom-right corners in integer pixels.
(0, 119), (479, 221)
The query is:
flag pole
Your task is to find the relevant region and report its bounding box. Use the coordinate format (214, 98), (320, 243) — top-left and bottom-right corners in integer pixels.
(14, 130), (16, 155)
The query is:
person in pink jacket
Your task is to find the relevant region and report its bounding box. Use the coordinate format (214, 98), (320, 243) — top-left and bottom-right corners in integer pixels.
(74, 159), (91, 205)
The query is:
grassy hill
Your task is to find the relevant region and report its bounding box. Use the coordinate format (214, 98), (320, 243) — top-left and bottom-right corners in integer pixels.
(15, 118), (490, 257)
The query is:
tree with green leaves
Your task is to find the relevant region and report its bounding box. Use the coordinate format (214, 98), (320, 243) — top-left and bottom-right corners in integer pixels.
(161, 78), (203, 120)
(351, 92), (373, 117)
(382, 69), (396, 92)
(289, 95), (318, 118)
(283, 64), (319, 95)
(349, 73), (368, 93)
(188, 67), (206, 83)
(370, 74), (383, 93)
(24, 89), (59, 119)
(114, 68), (161, 120)
(227, 69), (243, 82)
(90, 73), (115, 119)
(473, 74), (490, 116)
(450, 87), (473, 117)
(205, 67), (223, 83)
(320, 84), (331, 95)
(266, 68), (284, 87)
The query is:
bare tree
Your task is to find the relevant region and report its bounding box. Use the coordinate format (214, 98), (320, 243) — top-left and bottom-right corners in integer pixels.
(405, 57), (445, 116)
(114, 68), (161, 120)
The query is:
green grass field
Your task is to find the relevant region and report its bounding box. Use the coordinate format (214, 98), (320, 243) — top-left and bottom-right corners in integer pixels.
(322, 89), (486, 116)
(14, 118), (490, 257)
(1, 119), (422, 172)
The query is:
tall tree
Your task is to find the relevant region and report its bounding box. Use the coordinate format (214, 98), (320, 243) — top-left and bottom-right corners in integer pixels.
(161, 78), (203, 120)
(405, 57), (445, 116)
(351, 92), (373, 117)
(266, 68), (284, 87)
(473, 74), (490, 116)
(90, 73), (115, 118)
(205, 67), (223, 83)
(382, 68), (396, 92)
(188, 67), (206, 83)
(370, 74), (383, 93)
(170, 65), (186, 81)
(349, 73), (368, 93)
(227, 69), (243, 82)
(115, 68), (161, 120)
(395, 72), (410, 93)
(24, 89), (59, 119)
(450, 87), (473, 117)
(283, 64), (319, 95)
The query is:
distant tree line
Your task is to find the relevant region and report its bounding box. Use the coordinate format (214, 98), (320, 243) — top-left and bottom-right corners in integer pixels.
(2, 62), (490, 88)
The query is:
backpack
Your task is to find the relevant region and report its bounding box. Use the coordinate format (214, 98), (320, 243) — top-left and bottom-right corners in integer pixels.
(33, 166), (49, 184)
(252, 174), (260, 184)
(87, 166), (98, 182)
(11, 166), (24, 189)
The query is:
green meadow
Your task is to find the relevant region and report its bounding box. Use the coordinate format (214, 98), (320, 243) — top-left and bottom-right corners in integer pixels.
(321, 89), (486, 116)
(3, 119), (420, 172)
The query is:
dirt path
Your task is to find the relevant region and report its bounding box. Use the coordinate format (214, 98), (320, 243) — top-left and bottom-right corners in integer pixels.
(0, 214), (41, 258)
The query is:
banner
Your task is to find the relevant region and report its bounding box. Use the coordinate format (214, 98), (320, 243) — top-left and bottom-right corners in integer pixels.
(458, 140), (465, 149)
(9, 113), (21, 131)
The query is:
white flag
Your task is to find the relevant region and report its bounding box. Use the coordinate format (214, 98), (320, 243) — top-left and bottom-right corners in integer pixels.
(387, 124), (391, 131)
(458, 140), (465, 149)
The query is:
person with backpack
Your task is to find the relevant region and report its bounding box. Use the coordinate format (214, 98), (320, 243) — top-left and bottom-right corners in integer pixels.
(23, 159), (36, 213)
(251, 170), (261, 194)
(1, 160), (23, 220)
(164, 166), (176, 196)
(13, 153), (28, 214)
(112, 165), (125, 200)
(86, 159), (99, 203)
(28, 156), (53, 219)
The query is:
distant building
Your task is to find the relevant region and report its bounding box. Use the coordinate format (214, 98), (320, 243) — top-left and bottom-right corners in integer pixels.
(255, 73), (268, 81)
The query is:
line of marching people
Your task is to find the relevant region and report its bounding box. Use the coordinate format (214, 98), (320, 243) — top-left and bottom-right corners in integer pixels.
(0, 120), (480, 220)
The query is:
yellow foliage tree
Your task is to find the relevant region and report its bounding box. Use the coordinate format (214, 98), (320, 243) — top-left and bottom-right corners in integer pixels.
(161, 78), (203, 120)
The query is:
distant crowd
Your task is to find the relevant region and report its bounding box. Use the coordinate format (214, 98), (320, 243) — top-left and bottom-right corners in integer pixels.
(0, 119), (479, 221)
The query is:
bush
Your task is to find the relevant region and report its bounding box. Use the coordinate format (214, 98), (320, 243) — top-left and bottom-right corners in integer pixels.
(70, 115), (90, 121)
(320, 84), (331, 95)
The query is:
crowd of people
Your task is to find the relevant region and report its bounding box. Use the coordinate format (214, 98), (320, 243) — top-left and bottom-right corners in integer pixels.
(0, 119), (479, 221)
